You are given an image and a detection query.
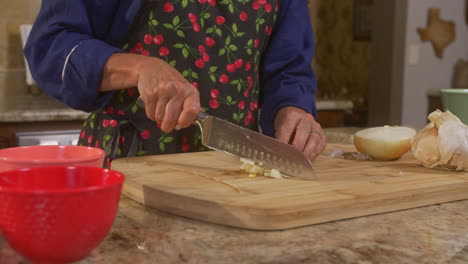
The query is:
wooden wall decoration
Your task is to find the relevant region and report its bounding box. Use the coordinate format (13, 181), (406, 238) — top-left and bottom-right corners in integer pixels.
(417, 8), (456, 59)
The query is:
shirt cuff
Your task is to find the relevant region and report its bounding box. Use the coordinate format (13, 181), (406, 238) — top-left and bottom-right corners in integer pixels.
(61, 38), (122, 112)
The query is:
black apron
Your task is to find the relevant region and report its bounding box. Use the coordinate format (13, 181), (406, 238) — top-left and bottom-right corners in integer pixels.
(78, 0), (279, 167)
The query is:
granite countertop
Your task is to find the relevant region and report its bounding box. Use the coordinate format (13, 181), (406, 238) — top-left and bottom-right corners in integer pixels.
(0, 96), (88, 122)
(316, 99), (353, 111)
(10, 129), (464, 264)
(3, 196), (468, 264)
(0, 96), (353, 123)
(2, 131), (468, 264)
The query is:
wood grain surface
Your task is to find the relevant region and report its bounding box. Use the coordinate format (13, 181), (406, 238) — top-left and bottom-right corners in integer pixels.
(112, 144), (468, 230)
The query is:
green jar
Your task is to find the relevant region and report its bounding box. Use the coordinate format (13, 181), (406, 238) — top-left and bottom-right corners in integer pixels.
(441, 89), (468, 125)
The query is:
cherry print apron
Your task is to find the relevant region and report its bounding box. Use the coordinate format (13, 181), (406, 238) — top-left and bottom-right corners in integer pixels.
(78, 0), (279, 167)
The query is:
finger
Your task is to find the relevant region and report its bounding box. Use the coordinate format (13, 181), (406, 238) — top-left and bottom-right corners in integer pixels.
(161, 98), (184, 133)
(312, 122), (327, 156)
(154, 95), (169, 125)
(143, 97), (157, 122)
(304, 132), (322, 160)
(178, 92), (200, 129)
(311, 136), (327, 160)
(291, 114), (313, 152)
(155, 81), (181, 124)
(313, 135), (327, 159)
(318, 132), (328, 155)
(304, 126), (327, 160)
(275, 118), (300, 144)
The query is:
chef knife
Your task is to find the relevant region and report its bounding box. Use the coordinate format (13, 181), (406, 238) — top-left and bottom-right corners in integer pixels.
(136, 97), (315, 180)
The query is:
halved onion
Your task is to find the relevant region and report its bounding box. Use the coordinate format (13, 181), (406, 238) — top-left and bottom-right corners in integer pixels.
(353, 126), (417, 160)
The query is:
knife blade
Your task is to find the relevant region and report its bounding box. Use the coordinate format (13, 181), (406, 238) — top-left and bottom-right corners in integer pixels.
(136, 97), (315, 180)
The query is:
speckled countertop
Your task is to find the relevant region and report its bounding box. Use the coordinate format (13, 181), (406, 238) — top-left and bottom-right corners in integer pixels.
(3, 131), (468, 264)
(0, 96), (88, 122)
(9, 99), (464, 264)
(0, 96), (353, 123)
(2, 196), (468, 264)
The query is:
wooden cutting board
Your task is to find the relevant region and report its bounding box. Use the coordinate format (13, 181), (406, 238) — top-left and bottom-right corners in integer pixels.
(112, 144), (468, 230)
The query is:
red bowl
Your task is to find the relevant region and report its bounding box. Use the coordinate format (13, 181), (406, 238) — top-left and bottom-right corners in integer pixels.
(0, 145), (105, 173)
(0, 166), (125, 264)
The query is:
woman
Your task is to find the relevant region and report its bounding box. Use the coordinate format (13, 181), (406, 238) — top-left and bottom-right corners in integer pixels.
(24, 0), (326, 166)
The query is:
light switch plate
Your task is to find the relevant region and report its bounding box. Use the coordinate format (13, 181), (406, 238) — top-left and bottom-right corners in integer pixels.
(408, 44), (420, 65)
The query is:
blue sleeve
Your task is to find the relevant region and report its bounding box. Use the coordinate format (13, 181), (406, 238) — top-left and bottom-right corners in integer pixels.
(24, 0), (138, 112)
(259, 0), (317, 137)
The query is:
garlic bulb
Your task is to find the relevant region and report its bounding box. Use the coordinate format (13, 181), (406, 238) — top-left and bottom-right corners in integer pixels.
(412, 110), (468, 170)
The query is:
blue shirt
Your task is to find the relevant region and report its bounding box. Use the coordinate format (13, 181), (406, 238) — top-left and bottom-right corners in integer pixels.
(24, 0), (317, 137)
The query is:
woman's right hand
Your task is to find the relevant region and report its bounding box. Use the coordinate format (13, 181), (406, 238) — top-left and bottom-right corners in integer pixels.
(99, 53), (200, 133)
(136, 57), (200, 133)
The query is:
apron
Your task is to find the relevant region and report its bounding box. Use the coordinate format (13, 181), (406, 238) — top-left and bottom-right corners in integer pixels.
(78, 0), (279, 167)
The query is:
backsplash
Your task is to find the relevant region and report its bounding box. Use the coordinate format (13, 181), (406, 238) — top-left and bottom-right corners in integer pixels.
(309, 0), (371, 110)
(0, 0), (371, 112)
(0, 0), (41, 109)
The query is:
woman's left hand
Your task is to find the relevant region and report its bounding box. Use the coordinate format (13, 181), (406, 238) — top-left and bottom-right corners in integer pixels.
(274, 106), (327, 161)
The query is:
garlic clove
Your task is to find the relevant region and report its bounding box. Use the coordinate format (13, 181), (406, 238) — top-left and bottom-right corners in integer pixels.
(438, 120), (468, 169)
(411, 124), (440, 168)
(428, 109), (461, 128)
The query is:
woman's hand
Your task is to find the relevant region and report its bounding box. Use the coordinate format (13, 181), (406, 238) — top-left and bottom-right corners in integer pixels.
(136, 57), (200, 133)
(274, 106), (327, 161)
(99, 53), (200, 133)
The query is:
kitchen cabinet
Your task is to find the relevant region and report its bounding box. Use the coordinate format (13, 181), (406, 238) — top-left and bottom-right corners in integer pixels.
(428, 90), (443, 116)
(317, 110), (346, 127)
(0, 96), (89, 149)
(0, 121), (84, 148)
(316, 99), (356, 128)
